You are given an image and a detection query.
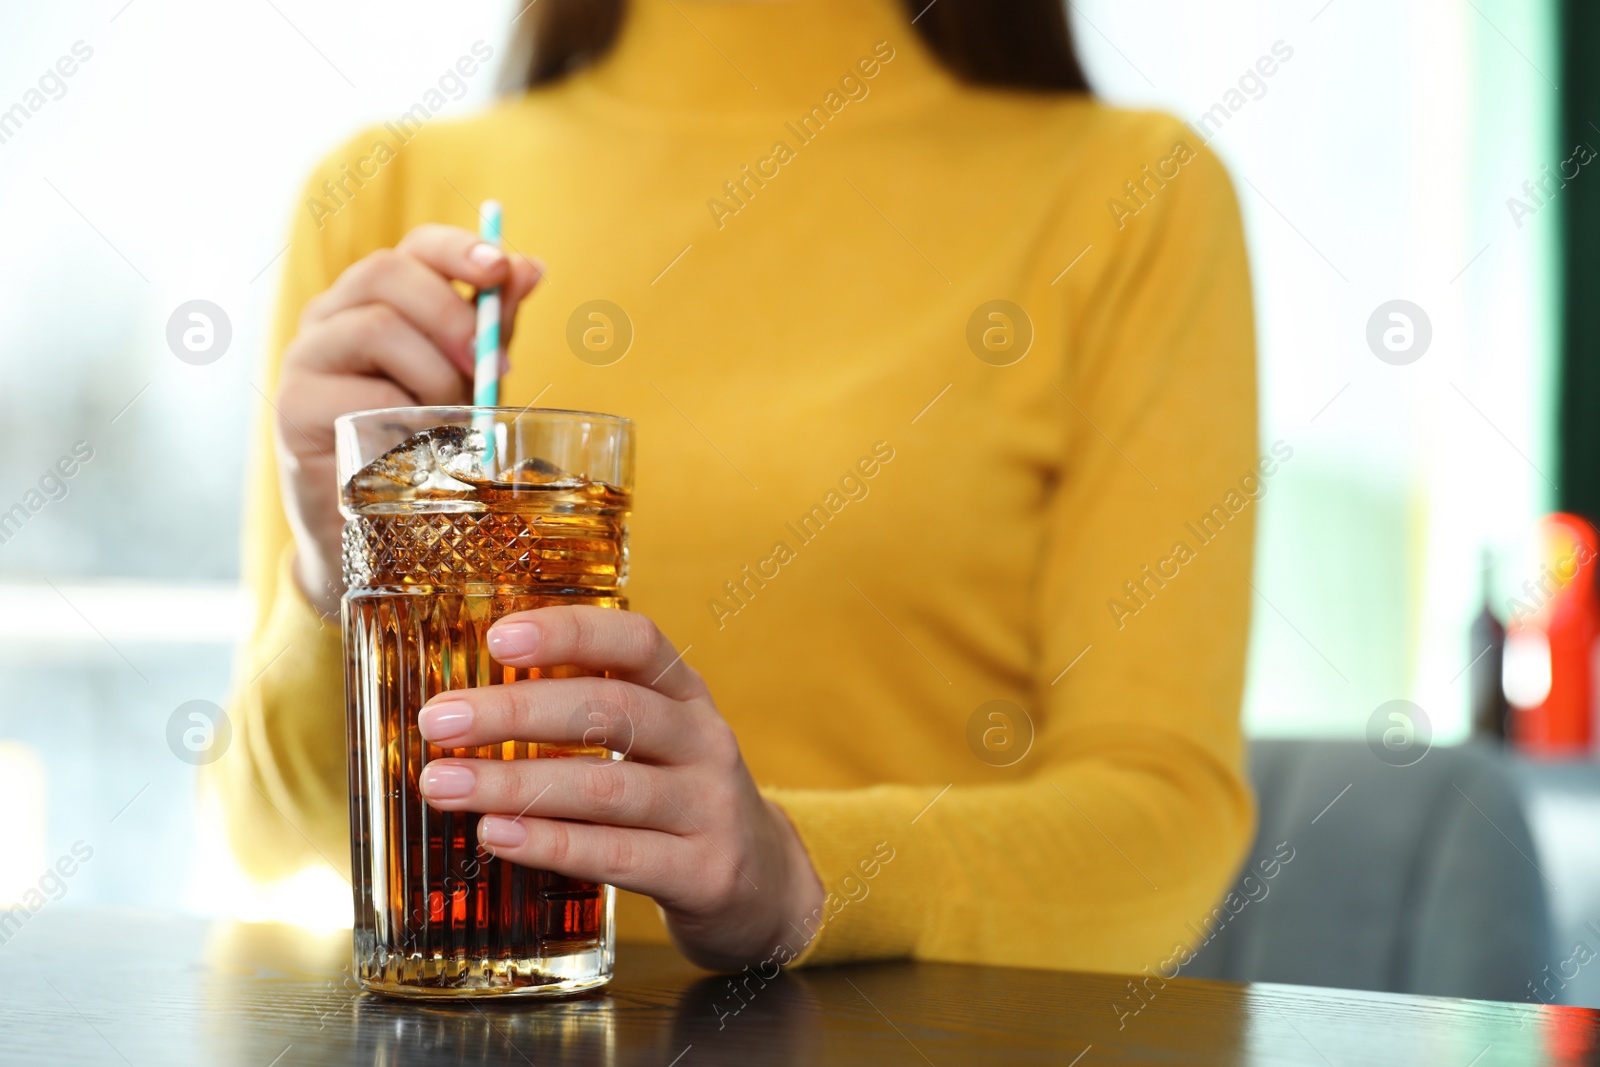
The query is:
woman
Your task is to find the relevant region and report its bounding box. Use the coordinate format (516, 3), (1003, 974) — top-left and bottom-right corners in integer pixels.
(215, 0), (1257, 973)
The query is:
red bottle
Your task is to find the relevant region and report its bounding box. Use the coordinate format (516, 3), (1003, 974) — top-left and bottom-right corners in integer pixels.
(1506, 513), (1600, 755)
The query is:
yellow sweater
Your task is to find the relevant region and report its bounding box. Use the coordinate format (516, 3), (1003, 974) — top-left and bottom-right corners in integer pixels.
(214, 0), (1258, 972)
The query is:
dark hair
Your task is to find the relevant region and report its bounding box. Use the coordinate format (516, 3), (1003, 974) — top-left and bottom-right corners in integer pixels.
(503, 0), (1091, 93)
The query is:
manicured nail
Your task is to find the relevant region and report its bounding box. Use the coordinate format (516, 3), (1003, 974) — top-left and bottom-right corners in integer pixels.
(480, 816), (527, 849)
(497, 349), (511, 376)
(420, 763), (475, 800)
(469, 242), (506, 268)
(488, 622), (539, 661)
(418, 700), (474, 743)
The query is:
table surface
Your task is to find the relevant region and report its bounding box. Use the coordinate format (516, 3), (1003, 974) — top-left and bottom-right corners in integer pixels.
(1, 910), (1596, 1066)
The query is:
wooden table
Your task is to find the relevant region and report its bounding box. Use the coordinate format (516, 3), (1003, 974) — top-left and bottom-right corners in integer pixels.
(1, 910), (1595, 1066)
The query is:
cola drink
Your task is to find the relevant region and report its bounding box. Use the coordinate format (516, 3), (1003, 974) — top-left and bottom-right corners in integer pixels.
(337, 408), (633, 998)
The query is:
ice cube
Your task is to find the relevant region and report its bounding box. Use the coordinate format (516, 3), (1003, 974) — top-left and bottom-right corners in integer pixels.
(345, 424), (486, 504)
(503, 457), (576, 487)
(427, 424), (489, 482)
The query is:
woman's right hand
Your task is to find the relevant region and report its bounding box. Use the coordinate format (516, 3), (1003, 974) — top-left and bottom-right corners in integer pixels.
(274, 224), (544, 617)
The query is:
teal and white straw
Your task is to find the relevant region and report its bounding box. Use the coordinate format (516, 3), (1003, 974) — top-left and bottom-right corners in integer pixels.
(472, 199), (503, 407)
(472, 200), (502, 468)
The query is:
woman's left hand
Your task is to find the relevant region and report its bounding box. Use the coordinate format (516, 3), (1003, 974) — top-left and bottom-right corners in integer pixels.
(415, 605), (825, 971)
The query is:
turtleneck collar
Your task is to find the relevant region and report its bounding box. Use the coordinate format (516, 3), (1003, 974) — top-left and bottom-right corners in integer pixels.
(577, 0), (954, 117)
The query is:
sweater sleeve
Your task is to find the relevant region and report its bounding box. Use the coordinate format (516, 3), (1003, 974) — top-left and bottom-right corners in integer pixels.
(765, 118), (1259, 971)
(202, 127), (404, 882)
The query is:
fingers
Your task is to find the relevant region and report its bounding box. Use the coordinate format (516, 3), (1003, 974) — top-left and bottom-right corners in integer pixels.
(296, 225), (544, 386)
(395, 226), (542, 355)
(486, 606), (704, 702)
(418, 676), (694, 763)
(305, 247), (480, 376)
(396, 222), (511, 292)
(474, 815), (698, 905)
(290, 304), (473, 408)
(419, 755), (686, 832)
(274, 370), (418, 454)
(500, 255), (544, 341)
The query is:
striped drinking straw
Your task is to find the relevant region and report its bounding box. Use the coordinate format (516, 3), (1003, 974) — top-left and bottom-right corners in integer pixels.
(472, 200), (503, 465)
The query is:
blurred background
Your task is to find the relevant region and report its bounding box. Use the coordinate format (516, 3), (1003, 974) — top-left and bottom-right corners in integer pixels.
(1, 0), (1596, 1005)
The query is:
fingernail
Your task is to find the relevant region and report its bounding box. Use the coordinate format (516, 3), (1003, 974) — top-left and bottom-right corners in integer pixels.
(480, 816), (527, 849)
(420, 763), (476, 800)
(530, 258), (548, 281)
(488, 622), (539, 661)
(497, 349), (511, 376)
(469, 242), (506, 268)
(418, 700), (474, 743)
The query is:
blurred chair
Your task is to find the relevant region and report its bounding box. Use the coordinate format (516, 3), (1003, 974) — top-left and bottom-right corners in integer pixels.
(1179, 740), (1550, 1002)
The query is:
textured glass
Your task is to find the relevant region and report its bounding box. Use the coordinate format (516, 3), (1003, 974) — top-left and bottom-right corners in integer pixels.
(339, 407), (632, 998)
